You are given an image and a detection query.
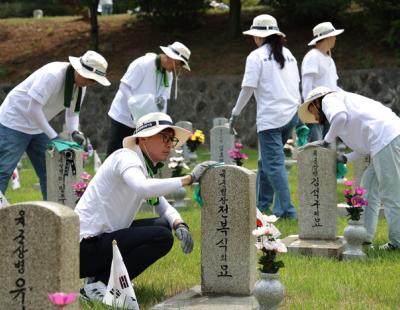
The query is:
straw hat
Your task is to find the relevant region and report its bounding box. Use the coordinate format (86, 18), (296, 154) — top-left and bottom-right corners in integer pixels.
(298, 86), (335, 123)
(69, 50), (111, 86)
(308, 22), (344, 46)
(123, 112), (192, 149)
(243, 14), (285, 38)
(160, 42), (191, 71)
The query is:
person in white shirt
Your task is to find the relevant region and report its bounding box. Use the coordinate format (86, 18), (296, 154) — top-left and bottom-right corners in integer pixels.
(106, 41), (191, 157)
(301, 22), (344, 141)
(76, 112), (215, 302)
(0, 50), (110, 199)
(299, 86), (400, 251)
(99, 0), (113, 15)
(228, 14), (300, 219)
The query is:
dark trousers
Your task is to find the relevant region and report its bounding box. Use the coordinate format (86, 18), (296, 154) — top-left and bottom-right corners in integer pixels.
(80, 217), (174, 284)
(106, 117), (135, 157)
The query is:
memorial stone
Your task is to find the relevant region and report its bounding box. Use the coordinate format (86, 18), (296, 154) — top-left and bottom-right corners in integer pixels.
(33, 9), (43, 18)
(213, 117), (229, 127)
(210, 126), (234, 164)
(176, 121), (193, 163)
(0, 201), (79, 310)
(201, 165), (256, 295)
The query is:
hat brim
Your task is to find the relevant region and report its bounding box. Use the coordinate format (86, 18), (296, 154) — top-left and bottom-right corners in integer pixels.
(243, 29), (286, 38)
(298, 91), (335, 124)
(122, 125), (192, 150)
(69, 56), (111, 86)
(160, 46), (191, 71)
(308, 29), (344, 46)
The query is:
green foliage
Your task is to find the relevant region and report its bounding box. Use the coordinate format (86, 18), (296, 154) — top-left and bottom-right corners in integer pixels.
(133, 0), (206, 29)
(0, 1), (77, 18)
(270, 0), (352, 24)
(258, 249), (285, 273)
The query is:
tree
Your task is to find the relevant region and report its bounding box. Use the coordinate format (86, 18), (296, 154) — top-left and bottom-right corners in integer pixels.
(86, 0), (100, 51)
(229, 0), (241, 38)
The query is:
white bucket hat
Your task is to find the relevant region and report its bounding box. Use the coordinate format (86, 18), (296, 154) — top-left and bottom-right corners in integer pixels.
(298, 86), (335, 124)
(243, 14), (285, 38)
(160, 42), (191, 71)
(308, 22), (344, 46)
(123, 112), (192, 149)
(69, 50), (111, 86)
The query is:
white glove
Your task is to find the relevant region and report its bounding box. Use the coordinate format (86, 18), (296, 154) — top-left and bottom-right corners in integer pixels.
(190, 160), (218, 183)
(175, 223), (193, 254)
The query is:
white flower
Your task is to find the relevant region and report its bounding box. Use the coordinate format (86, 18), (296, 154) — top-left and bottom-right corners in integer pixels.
(263, 214), (278, 223)
(269, 223), (281, 239)
(252, 223), (281, 239)
(255, 242), (264, 250)
(262, 239), (287, 253)
(175, 149), (183, 154)
(168, 162), (178, 169)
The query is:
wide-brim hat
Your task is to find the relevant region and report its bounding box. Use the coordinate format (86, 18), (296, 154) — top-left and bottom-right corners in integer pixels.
(160, 42), (191, 71)
(243, 14), (285, 38)
(308, 22), (344, 46)
(298, 86), (335, 124)
(69, 50), (111, 86)
(123, 112), (192, 149)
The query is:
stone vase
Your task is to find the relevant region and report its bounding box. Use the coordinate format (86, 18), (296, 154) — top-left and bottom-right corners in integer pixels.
(187, 150), (198, 165)
(253, 272), (284, 310)
(342, 220), (367, 260)
(172, 186), (187, 208)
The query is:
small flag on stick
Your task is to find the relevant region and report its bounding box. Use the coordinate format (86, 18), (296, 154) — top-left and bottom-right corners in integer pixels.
(11, 168), (21, 190)
(103, 240), (140, 310)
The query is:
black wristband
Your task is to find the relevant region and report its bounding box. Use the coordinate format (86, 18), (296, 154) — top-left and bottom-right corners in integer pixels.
(176, 222), (190, 231)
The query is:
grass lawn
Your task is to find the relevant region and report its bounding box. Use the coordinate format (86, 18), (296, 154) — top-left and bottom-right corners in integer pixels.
(4, 147), (400, 309)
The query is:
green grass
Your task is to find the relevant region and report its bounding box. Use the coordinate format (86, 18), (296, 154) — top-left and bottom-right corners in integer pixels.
(5, 147), (400, 309)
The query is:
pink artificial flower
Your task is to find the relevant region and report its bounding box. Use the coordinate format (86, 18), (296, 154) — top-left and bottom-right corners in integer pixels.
(344, 180), (355, 186)
(80, 172), (92, 181)
(48, 292), (78, 306)
(355, 187), (367, 195)
(343, 189), (352, 195)
(234, 142), (243, 149)
(82, 152), (89, 161)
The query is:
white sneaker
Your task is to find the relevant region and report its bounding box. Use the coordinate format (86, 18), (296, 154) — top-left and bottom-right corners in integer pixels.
(80, 280), (107, 302)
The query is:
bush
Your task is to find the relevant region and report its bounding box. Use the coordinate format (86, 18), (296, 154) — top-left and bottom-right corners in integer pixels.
(0, 2), (77, 18)
(270, 0), (352, 24)
(133, 0), (206, 29)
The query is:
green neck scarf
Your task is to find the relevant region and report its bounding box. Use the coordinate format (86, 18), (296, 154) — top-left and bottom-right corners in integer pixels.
(156, 55), (169, 88)
(64, 65), (82, 113)
(143, 153), (164, 206)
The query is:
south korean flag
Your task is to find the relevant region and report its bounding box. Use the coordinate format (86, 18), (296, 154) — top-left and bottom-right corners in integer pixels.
(103, 240), (140, 309)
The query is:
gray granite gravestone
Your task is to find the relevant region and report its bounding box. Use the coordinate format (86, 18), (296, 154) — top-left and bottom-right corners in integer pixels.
(213, 117), (229, 127)
(201, 165), (256, 295)
(283, 146), (345, 257)
(33, 9), (43, 18)
(0, 201), (79, 310)
(176, 121), (193, 163)
(210, 126), (234, 164)
(46, 145), (83, 209)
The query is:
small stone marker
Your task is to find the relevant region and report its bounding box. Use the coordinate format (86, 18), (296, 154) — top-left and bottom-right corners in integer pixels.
(283, 146), (344, 257)
(46, 146), (83, 209)
(210, 126), (234, 164)
(200, 165), (256, 295)
(0, 201), (79, 309)
(213, 117), (229, 127)
(33, 9), (43, 18)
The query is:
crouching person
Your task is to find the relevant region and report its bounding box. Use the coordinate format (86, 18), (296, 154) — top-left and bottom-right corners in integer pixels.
(75, 112), (215, 301)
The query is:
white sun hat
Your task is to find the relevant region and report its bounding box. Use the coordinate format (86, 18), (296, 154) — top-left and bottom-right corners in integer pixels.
(69, 50), (111, 86)
(298, 86), (335, 124)
(308, 22), (344, 46)
(122, 112), (192, 149)
(243, 14), (285, 38)
(160, 42), (191, 71)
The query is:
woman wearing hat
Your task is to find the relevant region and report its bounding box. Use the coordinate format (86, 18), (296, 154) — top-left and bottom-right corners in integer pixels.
(75, 112), (215, 301)
(301, 22), (344, 142)
(0, 50), (110, 200)
(106, 41), (191, 157)
(229, 14), (300, 219)
(299, 86), (400, 251)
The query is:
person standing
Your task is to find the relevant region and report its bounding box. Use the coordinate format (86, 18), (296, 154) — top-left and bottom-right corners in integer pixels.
(0, 50), (110, 199)
(299, 86), (400, 250)
(76, 112), (216, 301)
(106, 42), (191, 156)
(229, 14), (300, 218)
(301, 22), (344, 141)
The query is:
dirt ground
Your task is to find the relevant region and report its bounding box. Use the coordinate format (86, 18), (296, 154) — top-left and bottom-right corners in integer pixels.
(0, 13), (397, 84)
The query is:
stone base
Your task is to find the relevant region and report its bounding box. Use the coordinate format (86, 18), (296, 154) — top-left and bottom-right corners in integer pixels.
(282, 235), (345, 258)
(150, 285), (257, 310)
(337, 203), (384, 218)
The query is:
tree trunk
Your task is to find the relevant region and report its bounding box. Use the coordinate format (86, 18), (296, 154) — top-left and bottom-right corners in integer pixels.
(89, 0), (99, 51)
(229, 0), (241, 38)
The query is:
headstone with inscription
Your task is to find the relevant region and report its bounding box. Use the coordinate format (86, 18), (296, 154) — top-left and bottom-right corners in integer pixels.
(0, 201), (79, 310)
(213, 117), (229, 127)
(176, 121), (193, 163)
(210, 126), (234, 164)
(46, 145), (83, 209)
(201, 165), (256, 295)
(283, 146), (345, 257)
